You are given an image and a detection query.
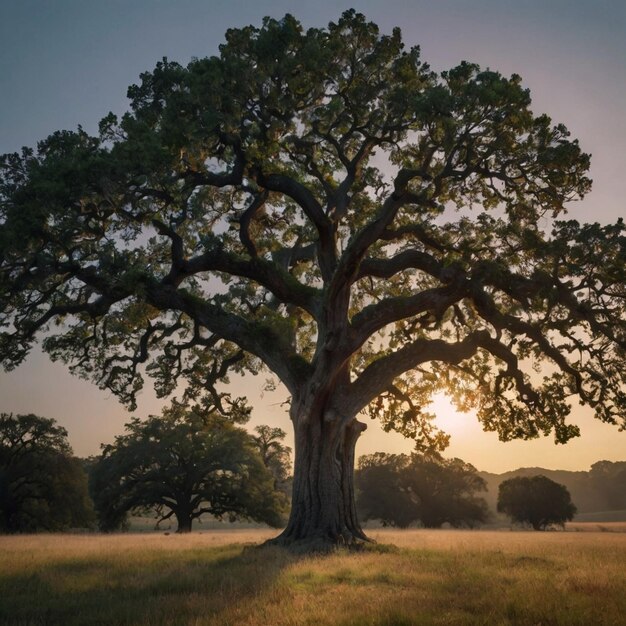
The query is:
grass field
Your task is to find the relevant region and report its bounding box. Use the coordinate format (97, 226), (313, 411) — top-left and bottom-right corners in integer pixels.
(1, 528), (625, 625)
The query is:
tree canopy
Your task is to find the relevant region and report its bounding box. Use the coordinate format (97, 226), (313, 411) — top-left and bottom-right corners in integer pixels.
(497, 474), (576, 530)
(356, 452), (488, 528)
(90, 404), (286, 532)
(0, 413), (94, 532)
(252, 424), (292, 496)
(1, 10), (625, 548)
(589, 461), (626, 511)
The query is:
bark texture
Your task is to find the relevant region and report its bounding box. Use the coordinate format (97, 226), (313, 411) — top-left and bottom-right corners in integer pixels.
(269, 413), (369, 551)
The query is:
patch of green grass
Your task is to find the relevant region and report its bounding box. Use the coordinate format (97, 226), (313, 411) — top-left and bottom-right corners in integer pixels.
(0, 530), (624, 625)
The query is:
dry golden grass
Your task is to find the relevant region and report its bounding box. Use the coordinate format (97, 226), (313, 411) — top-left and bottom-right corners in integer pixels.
(1, 528), (625, 625)
(565, 521), (626, 533)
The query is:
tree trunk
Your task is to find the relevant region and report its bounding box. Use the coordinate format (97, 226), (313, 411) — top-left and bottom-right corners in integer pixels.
(270, 413), (370, 551)
(175, 510), (193, 533)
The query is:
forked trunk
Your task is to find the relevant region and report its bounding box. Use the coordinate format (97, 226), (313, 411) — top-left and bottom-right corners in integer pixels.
(270, 413), (369, 551)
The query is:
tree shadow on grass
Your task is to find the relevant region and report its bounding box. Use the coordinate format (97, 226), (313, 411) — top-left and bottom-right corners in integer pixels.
(0, 541), (300, 626)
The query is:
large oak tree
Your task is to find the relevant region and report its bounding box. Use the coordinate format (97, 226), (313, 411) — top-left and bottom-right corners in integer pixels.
(1, 11), (625, 549)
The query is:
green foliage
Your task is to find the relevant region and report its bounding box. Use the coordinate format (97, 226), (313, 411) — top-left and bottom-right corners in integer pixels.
(252, 424), (292, 497)
(356, 451), (488, 528)
(497, 474), (577, 530)
(0, 413), (95, 532)
(90, 404), (287, 532)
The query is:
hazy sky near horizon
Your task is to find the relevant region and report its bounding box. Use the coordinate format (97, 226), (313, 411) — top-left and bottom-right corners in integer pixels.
(1, 0), (625, 473)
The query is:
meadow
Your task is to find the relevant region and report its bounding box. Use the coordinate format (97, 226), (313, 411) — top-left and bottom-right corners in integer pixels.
(1, 528), (625, 625)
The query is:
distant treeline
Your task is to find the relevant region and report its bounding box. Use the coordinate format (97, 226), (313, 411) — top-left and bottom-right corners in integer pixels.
(479, 462), (626, 518)
(354, 453), (581, 530)
(2, 410), (624, 533)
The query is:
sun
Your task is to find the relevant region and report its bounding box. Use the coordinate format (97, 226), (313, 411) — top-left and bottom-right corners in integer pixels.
(428, 392), (474, 438)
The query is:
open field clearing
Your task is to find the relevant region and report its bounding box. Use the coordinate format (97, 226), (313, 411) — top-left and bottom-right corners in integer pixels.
(566, 521), (626, 533)
(1, 529), (625, 625)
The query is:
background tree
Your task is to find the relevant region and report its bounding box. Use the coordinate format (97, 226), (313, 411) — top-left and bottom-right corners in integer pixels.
(356, 452), (488, 528)
(252, 424), (292, 498)
(1, 11), (626, 549)
(0, 413), (94, 532)
(497, 474), (576, 530)
(589, 461), (626, 511)
(355, 453), (418, 528)
(406, 454), (489, 528)
(90, 404), (286, 533)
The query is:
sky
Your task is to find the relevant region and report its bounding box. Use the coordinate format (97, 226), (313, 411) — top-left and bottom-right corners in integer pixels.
(0, 0), (625, 473)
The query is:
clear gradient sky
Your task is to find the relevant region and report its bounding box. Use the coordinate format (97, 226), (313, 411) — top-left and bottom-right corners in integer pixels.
(1, 0), (625, 472)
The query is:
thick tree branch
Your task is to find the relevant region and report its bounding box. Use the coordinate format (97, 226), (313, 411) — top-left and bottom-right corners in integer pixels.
(183, 137), (245, 188)
(238, 190), (269, 257)
(254, 170), (336, 279)
(143, 281), (311, 394)
(171, 245), (321, 319)
(327, 166), (440, 315)
(357, 248), (444, 281)
(345, 331), (492, 415)
(349, 282), (468, 352)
